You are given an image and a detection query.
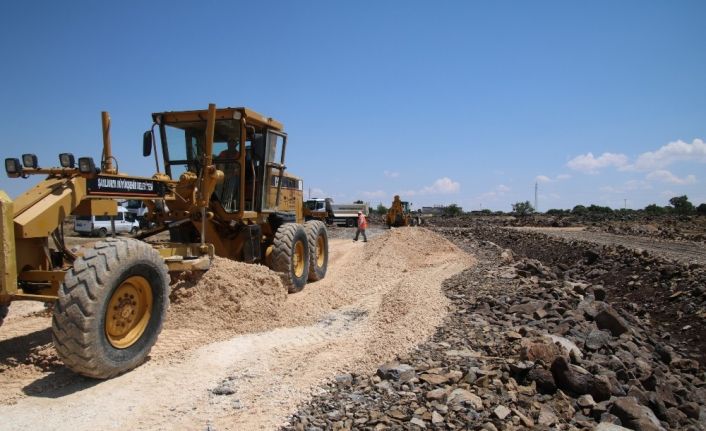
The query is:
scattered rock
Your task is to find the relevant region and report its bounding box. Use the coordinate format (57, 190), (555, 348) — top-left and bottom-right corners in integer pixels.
(447, 388), (483, 411)
(594, 305), (630, 336)
(377, 362), (415, 383)
(493, 405), (511, 420)
(610, 397), (665, 431)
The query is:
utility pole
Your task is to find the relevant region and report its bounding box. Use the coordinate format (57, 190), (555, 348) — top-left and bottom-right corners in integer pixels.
(534, 182), (538, 212)
(624, 198), (627, 210)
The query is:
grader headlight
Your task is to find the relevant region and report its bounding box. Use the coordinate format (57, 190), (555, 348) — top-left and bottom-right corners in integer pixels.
(78, 157), (96, 174)
(59, 153), (75, 168)
(4, 158), (22, 177)
(21, 153), (38, 169)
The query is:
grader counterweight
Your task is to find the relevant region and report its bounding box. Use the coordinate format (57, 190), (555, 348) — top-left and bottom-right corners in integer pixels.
(0, 104), (328, 378)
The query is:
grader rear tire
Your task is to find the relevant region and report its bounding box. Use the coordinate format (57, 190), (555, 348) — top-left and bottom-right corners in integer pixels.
(52, 238), (169, 379)
(304, 220), (328, 282)
(272, 223), (310, 293)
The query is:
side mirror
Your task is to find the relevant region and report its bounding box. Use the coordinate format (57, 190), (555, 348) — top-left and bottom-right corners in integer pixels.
(142, 131), (153, 157)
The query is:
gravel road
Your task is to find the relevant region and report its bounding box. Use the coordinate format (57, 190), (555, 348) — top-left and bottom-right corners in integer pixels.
(0, 228), (472, 430)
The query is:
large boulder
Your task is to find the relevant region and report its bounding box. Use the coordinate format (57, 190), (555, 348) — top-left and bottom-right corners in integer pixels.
(594, 305), (630, 336)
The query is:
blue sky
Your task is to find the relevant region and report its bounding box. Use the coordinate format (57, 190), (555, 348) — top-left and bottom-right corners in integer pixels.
(1, 1), (705, 211)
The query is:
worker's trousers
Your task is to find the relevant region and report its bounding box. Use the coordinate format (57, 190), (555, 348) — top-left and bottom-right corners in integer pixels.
(354, 228), (367, 241)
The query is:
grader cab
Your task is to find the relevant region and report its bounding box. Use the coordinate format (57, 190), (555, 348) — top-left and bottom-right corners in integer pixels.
(0, 104), (328, 378)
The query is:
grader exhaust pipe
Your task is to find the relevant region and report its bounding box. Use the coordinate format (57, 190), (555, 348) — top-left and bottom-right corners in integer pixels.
(101, 111), (117, 175)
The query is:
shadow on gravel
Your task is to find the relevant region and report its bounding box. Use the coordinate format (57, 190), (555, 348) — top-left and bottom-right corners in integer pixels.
(0, 328), (53, 364)
(0, 327), (104, 399)
(22, 371), (100, 398)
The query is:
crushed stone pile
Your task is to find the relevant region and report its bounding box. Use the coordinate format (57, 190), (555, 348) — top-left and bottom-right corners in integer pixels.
(166, 256), (287, 336)
(285, 226), (706, 431)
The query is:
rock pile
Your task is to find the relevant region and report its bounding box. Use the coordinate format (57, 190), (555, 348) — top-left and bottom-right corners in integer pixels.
(440, 224), (706, 364)
(283, 227), (706, 430)
(586, 221), (706, 244)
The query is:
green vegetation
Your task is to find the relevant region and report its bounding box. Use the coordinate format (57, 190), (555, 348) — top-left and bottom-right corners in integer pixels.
(697, 203), (706, 216)
(669, 195), (695, 215)
(512, 201), (534, 216)
(444, 203), (464, 217)
(375, 203), (388, 215)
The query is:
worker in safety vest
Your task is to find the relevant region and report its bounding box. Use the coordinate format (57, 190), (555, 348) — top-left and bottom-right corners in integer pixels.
(353, 210), (368, 242)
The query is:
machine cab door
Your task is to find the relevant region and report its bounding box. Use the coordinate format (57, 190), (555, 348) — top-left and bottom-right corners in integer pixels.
(262, 130), (287, 212)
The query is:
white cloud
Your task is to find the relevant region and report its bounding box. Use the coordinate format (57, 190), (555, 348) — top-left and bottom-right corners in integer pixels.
(536, 174), (571, 183)
(477, 184), (511, 201)
(646, 170), (696, 185)
(395, 178), (460, 200)
(383, 170), (400, 178)
(567, 152), (629, 174)
(404, 177), (460, 196)
(633, 139), (706, 171)
(360, 190), (386, 199)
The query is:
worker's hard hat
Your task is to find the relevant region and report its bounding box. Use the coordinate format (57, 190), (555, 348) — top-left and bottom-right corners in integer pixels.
(357, 211), (362, 214)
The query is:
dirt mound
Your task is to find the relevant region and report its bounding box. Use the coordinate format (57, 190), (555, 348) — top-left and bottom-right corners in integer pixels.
(166, 257), (287, 337)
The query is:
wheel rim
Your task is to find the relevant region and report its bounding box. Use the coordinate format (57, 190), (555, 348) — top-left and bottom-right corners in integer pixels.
(316, 234), (325, 267)
(293, 240), (305, 278)
(105, 276), (153, 349)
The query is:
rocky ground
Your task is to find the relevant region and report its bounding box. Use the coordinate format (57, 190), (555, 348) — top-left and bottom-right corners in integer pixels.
(283, 224), (706, 430)
(432, 214), (706, 244)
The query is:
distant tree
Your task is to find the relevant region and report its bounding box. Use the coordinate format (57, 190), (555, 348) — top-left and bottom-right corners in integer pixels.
(571, 205), (587, 215)
(587, 204), (613, 213)
(353, 200), (364, 204)
(546, 208), (567, 216)
(512, 201), (534, 216)
(375, 203), (388, 215)
(696, 203), (706, 216)
(444, 203), (463, 217)
(644, 203), (666, 215)
(669, 195), (695, 215)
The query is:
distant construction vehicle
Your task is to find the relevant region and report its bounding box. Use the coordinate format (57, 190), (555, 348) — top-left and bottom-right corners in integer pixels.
(386, 195), (422, 227)
(304, 198), (369, 227)
(0, 104), (328, 378)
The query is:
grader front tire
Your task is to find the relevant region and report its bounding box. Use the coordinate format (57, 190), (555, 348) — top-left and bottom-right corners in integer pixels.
(304, 220), (328, 282)
(52, 238), (169, 379)
(272, 223), (310, 293)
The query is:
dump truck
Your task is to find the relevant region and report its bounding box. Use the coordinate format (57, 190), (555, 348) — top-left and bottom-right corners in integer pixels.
(0, 104), (328, 378)
(304, 198), (369, 227)
(386, 195), (422, 227)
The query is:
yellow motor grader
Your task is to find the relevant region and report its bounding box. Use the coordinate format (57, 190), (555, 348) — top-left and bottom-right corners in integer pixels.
(0, 104), (328, 378)
(385, 195), (422, 227)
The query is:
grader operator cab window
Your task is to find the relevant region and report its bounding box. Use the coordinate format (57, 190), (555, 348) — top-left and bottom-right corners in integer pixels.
(159, 114), (287, 214)
(161, 119), (242, 213)
(262, 131), (287, 211)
